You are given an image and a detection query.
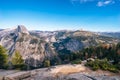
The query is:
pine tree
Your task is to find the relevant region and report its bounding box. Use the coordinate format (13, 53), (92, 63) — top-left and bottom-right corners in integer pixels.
(0, 45), (8, 69)
(11, 51), (26, 70)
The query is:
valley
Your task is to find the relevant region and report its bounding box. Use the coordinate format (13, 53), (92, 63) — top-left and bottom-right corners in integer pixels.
(0, 25), (120, 80)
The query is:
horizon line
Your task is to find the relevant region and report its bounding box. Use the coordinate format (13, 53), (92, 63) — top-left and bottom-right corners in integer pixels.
(0, 25), (120, 33)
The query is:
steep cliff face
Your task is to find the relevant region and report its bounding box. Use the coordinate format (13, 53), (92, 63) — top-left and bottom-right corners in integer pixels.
(15, 33), (57, 67)
(0, 25), (57, 67)
(0, 25), (31, 55)
(0, 25), (120, 67)
(0, 26), (19, 55)
(17, 25), (29, 35)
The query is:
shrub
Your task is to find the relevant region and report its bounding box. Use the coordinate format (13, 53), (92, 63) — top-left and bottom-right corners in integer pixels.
(71, 59), (81, 64)
(85, 59), (119, 73)
(44, 60), (50, 67)
(108, 65), (119, 73)
(85, 59), (100, 70)
(92, 63), (100, 71)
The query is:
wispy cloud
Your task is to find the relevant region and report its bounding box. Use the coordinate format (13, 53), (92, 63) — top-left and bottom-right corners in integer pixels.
(71, 0), (95, 3)
(79, 0), (94, 3)
(97, 0), (115, 7)
(71, 0), (117, 7)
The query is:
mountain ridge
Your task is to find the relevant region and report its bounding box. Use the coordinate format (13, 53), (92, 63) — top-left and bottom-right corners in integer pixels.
(0, 25), (120, 67)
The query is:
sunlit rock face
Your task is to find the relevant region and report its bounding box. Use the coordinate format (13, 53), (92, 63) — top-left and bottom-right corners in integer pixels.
(17, 25), (29, 35)
(0, 25), (57, 67)
(0, 25), (119, 67)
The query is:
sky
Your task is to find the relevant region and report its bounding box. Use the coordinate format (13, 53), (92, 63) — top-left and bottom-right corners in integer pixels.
(0, 0), (120, 32)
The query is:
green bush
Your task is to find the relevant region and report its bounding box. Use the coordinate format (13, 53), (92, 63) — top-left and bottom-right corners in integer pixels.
(108, 65), (119, 73)
(92, 63), (100, 71)
(44, 60), (50, 67)
(85, 59), (100, 70)
(85, 59), (119, 73)
(71, 59), (81, 64)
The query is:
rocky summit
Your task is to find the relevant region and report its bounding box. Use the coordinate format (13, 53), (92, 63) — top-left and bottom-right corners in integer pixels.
(0, 25), (120, 67)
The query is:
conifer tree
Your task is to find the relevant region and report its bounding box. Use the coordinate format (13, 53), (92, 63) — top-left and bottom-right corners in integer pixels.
(11, 51), (26, 70)
(0, 45), (8, 68)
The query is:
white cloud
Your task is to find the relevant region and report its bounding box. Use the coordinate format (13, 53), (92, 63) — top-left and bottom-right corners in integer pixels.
(71, 0), (117, 7)
(97, 1), (103, 7)
(71, 0), (95, 4)
(104, 1), (112, 4)
(97, 0), (115, 7)
(81, 0), (88, 2)
(79, 0), (96, 3)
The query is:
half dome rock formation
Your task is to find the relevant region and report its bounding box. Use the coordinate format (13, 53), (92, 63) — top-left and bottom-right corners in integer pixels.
(17, 25), (29, 35)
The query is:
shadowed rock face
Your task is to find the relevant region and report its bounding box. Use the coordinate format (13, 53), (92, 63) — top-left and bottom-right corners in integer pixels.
(0, 25), (120, 67)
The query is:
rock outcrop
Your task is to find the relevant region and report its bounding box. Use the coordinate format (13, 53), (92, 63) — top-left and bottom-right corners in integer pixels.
(2, 64), (120, 80)
(17, 25), (29, 35)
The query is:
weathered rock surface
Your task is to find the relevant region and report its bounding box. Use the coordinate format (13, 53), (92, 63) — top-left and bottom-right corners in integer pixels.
(0, 25), (57, 67)
(17, 25), (29, 35)
(1, 64), (120, 80)
(0, 25), (120, 67)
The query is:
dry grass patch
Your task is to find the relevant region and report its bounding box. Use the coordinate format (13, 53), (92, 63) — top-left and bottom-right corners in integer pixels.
(51, 64), (86, 75)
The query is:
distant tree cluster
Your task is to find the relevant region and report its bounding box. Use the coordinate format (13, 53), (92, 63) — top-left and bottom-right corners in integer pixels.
(73, 42), (120, 72)
(56, 42), (120, 72)
(85, 59), (119, 73)
(78, 43), (120, 64)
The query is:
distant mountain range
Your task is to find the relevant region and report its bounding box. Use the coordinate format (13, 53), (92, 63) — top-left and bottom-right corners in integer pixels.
(98, 32), (120, 39)
(0, 25), (120, 67)
(0, 29), (4, 31)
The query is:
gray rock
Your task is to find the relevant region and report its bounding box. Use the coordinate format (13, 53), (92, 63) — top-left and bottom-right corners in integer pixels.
(0, 25), (120, 67)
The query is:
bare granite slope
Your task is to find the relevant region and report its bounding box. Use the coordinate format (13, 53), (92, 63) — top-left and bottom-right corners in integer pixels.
(1, 64), (120, 80)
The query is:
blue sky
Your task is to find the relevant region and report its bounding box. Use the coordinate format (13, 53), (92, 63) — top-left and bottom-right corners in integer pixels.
(0, 0), (120, 31)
